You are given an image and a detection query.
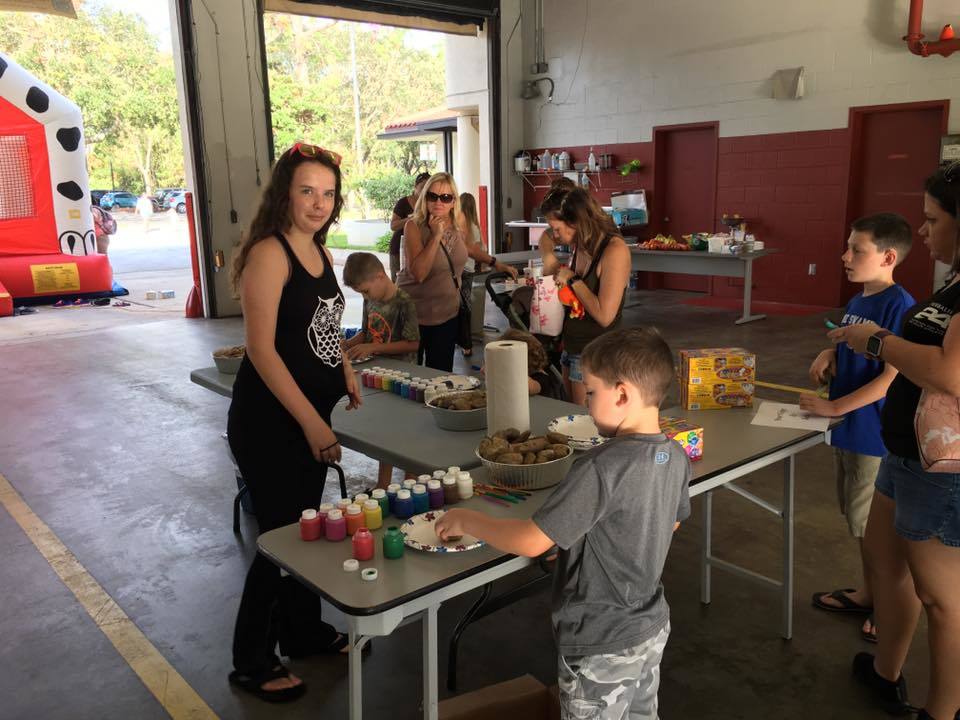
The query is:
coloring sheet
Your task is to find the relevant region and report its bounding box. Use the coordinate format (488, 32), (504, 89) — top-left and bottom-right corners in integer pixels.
(750, 401), (831, 432)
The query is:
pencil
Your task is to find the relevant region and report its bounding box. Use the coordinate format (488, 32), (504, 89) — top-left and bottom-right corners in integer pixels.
(478, 493), (511, 508)
(477, 490), (520, 504)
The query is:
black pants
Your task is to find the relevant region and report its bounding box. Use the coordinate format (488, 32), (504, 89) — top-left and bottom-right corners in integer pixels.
(417, 315), (459, 371)
(227, 410), (339, 675)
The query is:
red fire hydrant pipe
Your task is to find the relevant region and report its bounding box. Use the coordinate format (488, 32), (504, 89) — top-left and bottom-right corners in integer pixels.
(184, 192), (204, 318)
(905, 0), (960, 57)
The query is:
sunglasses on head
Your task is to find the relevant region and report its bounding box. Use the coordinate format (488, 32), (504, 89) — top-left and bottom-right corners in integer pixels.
(289, 142), (342, 166)
(426, 191), (455, 204)
(945, 160), (960, 184)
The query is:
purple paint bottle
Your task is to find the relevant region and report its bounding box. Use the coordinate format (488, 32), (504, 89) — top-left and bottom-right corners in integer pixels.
(427, 479), (444, 509)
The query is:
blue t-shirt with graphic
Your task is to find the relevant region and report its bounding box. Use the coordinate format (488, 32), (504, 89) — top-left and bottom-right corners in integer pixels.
(829, 284), (914, 456)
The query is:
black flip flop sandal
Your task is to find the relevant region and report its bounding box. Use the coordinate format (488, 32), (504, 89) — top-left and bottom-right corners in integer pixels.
(228, 665), (306, 704)
(811, 588), (873, 614)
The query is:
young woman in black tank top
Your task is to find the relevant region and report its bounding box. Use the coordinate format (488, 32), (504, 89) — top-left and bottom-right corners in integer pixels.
(544, 188), (631, 405)
(226, 144), (361, 703)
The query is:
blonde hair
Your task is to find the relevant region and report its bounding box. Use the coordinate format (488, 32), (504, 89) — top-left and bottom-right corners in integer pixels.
(411, 172), (461, 229)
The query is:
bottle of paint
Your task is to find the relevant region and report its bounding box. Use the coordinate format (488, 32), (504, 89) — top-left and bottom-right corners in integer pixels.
(299, 508), (322, 541)
(354, 493), (370, 505)
(352, 527), (375, 561)
(412, 484), (429, 514)
(443, 476), (459, 505)
(427, 479), (444, 509)
(432, 470), (447, 481)
(417, 474), (432, 486)
(383, 526), (405, 559)
(372, 488), (389, 518)
(386, 483), (401, 515)
(415, 383), (425, 403)
(363, 499), (383, 530)
(336, 497), (352, 513)
(448, 466), (461, 475)
(325, 509), (346, 541)
(456, 471), (474, 501)
(394, 489), (414, 519)
(317, 502), (334, 535)
(345, 504), (365, 535)
(402, 478), (418, 492)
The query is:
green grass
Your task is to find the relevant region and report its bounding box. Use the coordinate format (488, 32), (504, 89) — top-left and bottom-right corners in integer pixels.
(325, 232), (379, 251)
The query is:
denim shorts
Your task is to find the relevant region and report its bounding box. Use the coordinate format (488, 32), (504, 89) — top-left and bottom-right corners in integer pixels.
(874, 453), (960, 547)
(560, 351), (583, 383)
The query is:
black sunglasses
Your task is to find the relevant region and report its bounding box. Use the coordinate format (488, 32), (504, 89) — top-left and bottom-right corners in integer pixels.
(426, 191), (455, 204)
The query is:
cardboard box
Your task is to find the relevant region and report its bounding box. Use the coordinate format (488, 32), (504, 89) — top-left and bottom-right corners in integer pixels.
(439, 675), (559, 720)
(660, 416), (703, 461)
(680, 348), (756, 384)
(682, 381), (755, 410)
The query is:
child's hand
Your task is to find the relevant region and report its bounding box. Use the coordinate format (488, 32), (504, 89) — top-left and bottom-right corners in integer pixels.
(799, 393), (842, 418)
(348, 343), (375, 361)
(809, 349), (836, 385)
(435, 509), (469, 541)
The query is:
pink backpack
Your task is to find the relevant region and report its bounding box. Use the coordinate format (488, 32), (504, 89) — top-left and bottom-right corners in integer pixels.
(915, 390), (960, 473)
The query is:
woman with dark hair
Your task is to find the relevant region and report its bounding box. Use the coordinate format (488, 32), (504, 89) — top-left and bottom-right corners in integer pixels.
(226, 143), (361, 703)
(537, 176), (579, 275)
(546, 188), (631, 404)
(832, 164), (960, 719)
(388, 171), (430, 281)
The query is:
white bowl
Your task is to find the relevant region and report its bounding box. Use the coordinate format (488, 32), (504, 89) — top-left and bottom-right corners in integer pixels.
(213, 354), (243, 374)
(426, 392), (487, 432)
(475, 446), (575, 490)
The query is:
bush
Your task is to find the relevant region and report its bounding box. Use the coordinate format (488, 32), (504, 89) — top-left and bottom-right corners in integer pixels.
(375, 230), (393, 254)
(359, 170), (413, 218)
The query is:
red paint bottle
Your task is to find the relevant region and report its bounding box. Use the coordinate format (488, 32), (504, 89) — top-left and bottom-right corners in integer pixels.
(352, 527), (375, 561)
(299, 508), (321, 541)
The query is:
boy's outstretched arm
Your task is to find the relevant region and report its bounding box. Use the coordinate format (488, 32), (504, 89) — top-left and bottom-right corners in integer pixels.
(799, 363), (898, 417)
(435, 509), (555, 557)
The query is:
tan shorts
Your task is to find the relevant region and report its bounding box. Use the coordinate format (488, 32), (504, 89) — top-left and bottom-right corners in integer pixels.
(834, 448), (881, 538)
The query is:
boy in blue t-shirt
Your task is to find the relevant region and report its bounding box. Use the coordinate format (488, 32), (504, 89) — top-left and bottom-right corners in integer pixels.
(801, 213), (914, 637)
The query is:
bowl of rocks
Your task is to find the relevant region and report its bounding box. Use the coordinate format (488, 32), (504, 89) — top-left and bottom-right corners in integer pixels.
(475, 429), (575, 490)
(426, 390), (487, 431)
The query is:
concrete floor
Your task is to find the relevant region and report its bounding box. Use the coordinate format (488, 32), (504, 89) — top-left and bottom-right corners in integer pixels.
(0, 286), (930, 719)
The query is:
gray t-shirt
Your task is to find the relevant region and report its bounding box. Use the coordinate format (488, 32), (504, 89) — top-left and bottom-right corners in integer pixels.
(533, 433), (691, 656)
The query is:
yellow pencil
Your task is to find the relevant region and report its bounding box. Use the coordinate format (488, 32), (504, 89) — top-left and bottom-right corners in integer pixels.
(754, 380), (829, 398)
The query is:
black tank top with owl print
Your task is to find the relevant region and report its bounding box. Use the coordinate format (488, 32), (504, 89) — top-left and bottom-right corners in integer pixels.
(230, 232), (347, 427)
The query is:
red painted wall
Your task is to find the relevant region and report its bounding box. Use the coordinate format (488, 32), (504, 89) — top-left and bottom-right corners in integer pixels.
(521, 128), (851, 307)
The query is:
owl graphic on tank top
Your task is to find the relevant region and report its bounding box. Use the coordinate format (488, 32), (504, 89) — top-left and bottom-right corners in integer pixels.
(307, 294), (344, 367)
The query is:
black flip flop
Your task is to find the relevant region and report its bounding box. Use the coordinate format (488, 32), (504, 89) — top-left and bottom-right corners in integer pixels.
(228, 665), (306, 704)
(811, 588), (873, 614)
(862, 614), (878, 644)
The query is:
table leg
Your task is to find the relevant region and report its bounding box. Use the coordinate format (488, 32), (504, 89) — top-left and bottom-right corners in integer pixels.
(423, 604), (439, 720)
(349, 628), (364, 720)
(701, 490), (713, 605)
(735, 257), (766, 324)
(782, 455), (795, 640)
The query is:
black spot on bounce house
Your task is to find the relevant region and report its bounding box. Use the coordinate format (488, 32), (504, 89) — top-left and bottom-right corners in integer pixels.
(0, 57), (7, 79)
(26, 86), (49, 113)
(56, 127), (82, 152)
(56, 181), (84, 201)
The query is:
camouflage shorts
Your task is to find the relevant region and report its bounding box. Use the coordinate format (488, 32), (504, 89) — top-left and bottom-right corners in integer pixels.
(558, 622), (670, 720)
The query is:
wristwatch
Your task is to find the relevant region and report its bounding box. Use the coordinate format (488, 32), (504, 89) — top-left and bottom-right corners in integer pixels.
(567, 274), (583, 286)
(864, 330), (893, 360)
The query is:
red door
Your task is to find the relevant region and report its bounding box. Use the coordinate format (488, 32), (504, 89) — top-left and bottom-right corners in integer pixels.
(653, 124), (718, 292)
(846, 103), (947, 302)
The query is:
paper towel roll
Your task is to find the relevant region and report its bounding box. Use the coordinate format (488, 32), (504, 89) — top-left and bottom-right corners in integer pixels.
(485, 340), (530, 433)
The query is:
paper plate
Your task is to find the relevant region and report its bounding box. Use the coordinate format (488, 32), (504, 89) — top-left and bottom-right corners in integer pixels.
(400, 510), (485, 553)
(547, 414), (608, 450)
(351, 355), (374, 364)
(430, 374), (481, 391)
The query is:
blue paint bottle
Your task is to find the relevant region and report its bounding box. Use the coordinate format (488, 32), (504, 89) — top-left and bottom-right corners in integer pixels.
(412, 484), (429, 514)
(386, 483), (401, 515)
(394, 489), (414, 519)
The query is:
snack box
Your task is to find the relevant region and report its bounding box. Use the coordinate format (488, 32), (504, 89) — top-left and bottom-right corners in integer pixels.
(681, 381), (755, 410)
(659, 416), (703, 461)
(680, 348), (756, 384)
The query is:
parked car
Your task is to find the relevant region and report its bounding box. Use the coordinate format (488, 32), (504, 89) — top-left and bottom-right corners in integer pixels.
(165, 190), (188, 214)
(154, 188), (184, 207)
(100, 191), (138, 210)
(90, 189), (110, 206)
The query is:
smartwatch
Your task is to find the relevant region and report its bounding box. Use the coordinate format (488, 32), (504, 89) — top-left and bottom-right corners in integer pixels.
(864, 330), (893, 360)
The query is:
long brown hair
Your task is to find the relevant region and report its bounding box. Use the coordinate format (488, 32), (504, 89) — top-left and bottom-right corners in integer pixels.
(459, 192), (480, 235)
(553, 188), (619, 256)
(925, 163), (960, 277)
(231, 146), (344, 292)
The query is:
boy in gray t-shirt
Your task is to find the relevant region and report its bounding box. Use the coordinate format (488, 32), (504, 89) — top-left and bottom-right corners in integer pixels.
(436, 327), (690, 719)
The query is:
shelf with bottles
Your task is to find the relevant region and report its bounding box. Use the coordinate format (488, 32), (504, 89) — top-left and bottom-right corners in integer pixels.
(514, 168), (607, 190)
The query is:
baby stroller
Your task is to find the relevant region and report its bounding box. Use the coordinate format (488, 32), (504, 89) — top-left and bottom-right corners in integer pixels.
(484, 271), (566, 400)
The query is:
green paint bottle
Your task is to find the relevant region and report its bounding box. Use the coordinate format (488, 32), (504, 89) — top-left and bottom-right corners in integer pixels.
(383, 526), (405, 559)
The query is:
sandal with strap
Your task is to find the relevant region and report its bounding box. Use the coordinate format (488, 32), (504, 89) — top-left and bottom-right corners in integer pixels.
(811, 588), (873, 614)
(228, 665), (306, 704)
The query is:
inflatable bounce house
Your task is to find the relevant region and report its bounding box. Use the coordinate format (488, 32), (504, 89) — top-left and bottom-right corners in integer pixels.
(0, 51), (112, 316)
